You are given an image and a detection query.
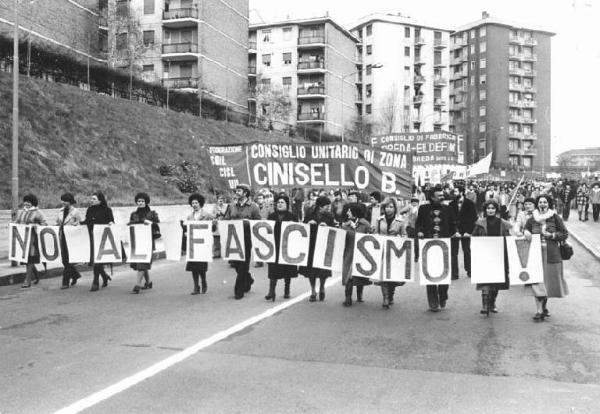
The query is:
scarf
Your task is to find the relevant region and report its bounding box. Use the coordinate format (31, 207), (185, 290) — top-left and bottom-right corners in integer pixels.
(532, 208), (555, 223)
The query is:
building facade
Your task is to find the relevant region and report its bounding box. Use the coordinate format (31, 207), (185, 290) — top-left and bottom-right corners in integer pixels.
(556, 148), (600, 170)
(449, 12), (554, 169)
(349, 14), (451, 135)
(248, 17), (359, 137)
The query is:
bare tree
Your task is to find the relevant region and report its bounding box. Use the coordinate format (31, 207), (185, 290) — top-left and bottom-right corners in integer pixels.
(255, 75), (293, 132)
(347, 114), (375, 144)
(377, 86), (402, 134)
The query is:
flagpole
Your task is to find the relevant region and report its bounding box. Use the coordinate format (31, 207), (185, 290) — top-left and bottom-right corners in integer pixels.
(508, 174), (525, 208)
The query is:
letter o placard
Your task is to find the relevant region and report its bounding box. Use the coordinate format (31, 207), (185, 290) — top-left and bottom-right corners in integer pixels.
(421, 239), (449, 283)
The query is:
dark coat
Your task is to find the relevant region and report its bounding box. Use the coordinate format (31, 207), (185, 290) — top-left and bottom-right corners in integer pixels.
(341, 218), (373, 286)
(525, 213), (568, 264)
(299, 208), (335, 279)
(267, 210), (299, 280)
(128, 208), (159, 271)
(415, 202), (457, 238)
(472, 217), (512, 290)
(82, 205), (114, 228)
(449, 197), (478, 235)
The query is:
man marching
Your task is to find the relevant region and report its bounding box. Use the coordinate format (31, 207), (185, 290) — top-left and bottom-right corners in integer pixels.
(416, 185), (459, 312)
(225, 184), (261, 299)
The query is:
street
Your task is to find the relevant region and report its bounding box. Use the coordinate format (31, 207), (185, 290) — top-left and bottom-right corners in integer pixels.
(1, 238), (600, 414)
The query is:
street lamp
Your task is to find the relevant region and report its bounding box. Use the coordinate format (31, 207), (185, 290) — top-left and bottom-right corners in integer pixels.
(11, 0), (19, 218)
(340, 63), (383, 142)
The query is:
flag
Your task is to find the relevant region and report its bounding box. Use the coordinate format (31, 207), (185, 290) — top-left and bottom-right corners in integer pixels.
(440, 171), (455, 183)
(466, 152), (493, 177)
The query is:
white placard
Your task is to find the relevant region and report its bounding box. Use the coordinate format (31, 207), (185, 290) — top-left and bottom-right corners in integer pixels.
(470, 237), (506, 284)
(352, 233), (384, 279)
(9, 224), (32, 262)
(123, 224), (152, 263)
(249, 220), (276, 263)
(312, 226), (346, 272)
(418, 238), (452, 286)
(64, 225), (92, 263)
(161, 221), (183, 261)
(278, 222), (310, 266)
(37, 226), (62, 264)
(381, 236), (414, 283)
(186, 221), (213, 262)
(218, 220), (246, 261)
(93, 225), (123, 264)
(506, 235), (544, 285)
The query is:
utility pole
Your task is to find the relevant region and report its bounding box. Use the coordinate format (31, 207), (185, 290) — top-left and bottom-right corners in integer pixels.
(12, 0), (19, 218)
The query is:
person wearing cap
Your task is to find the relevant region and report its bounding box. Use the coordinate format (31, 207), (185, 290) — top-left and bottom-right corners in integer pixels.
(265, 195), (298, 301)
(56, 193), (84, 289)
(225, 183), (261, 299)
(300, 195), (335, 301)
(415, 185), (460, 312)
(14, 194), (47, 288)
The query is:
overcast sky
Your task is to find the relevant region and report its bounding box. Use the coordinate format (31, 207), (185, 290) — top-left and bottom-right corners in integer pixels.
(249, 0), (599, 163)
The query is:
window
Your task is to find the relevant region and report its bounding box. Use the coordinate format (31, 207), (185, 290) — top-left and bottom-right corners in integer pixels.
(366, 104), (372, 114)
(523, 157), (532, 168)
(282, 52), (292, 65)
(262, 29), (271, 42)
(366, 84), (372, 98)
(479, 122), (486, 132)
(479, 105), (486, 116)
(142, 64), (154, 72)
(144, 0), (154, 14)
(479, 90), (486, 100)
(366, 24), (372, 36)
(180, 63), (192, 78)
(480, 26), (486, 37)
(470, 76), (475, 85)
(262, 54), (271, 67)
(366, 64), (372, 75)
(404, 46), (410, 57)
(405, 27), (410, 38)
(480, 41), (486, 52)
(480, 74), (486, 84)
(470, 29), (475, 39)
(116, 33), (127, 50)
(282, 77), (292, 87)
(283, 27), (292, 41)
(470, 61), (475, 70)
(366, 45), (372, 55)
(470, 44), (475, 54)
(142, 30), (154, 46)
(480, 58), (486, 69)
(261, 78), (271, 86)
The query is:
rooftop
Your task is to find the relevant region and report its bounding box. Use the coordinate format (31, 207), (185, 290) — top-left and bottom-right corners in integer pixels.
(557, 147), (600, 158)
(249, 16), (360, 43)
(452, 11), (556, 36)
(348, 12), (452, 33)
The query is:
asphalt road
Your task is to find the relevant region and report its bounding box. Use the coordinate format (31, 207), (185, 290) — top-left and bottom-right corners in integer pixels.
(1, 239), (600, 414)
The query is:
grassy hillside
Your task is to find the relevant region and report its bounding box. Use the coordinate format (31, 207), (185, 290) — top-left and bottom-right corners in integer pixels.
(0, 72), (290, 208)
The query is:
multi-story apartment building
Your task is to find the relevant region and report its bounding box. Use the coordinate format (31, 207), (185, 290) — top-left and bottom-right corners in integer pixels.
(349, 13), (451, 135)
(449, 12), (554, 169)
(112, 0), (248, 114)
(248, 16), (359, 137)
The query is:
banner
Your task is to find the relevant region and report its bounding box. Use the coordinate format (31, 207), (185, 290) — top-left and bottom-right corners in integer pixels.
(312, 226), (346, 272)
(162, 221), (183, 261)
(249, 220), (276, 263)
(207, 142), (413, 198)
(278, 222), (310, 266)
(63, 226), (91, 263)
(418, 238), (451, 286)
(470, 237), (506, 284)
(369, 131), (459, 165)
(9, 224), (32, 262)
(186, 221), (213, 263)
(93, 225), (123, 264)
(218, 221), (245, 261)
(37, 226), (62, 264)
(123, 224), (153, 263)
(505, 235), (544, 285)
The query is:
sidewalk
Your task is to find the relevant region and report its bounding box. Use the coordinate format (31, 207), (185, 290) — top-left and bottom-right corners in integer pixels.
(564, 216), (600, 260)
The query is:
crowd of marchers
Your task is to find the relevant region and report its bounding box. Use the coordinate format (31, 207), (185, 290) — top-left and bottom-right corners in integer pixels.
(12, 176), (597, 322)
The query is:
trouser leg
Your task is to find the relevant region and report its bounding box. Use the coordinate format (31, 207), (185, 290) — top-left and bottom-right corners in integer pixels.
(450, 238), (459, 279)
(462, 237), (471, 277)
(426, 285), (439, 309)
(284, 278), (290, 297)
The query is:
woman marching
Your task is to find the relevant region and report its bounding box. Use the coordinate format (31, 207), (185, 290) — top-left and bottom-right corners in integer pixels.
(472, 200), (512, 315)
(300, 196), (335, 302)
(56, 193), (84, 289)
(82, 191), (115, 291)
(341, 203), (373, 307)
(265, 195), (298, 301)
(374, 197), (407, 309)
(15, 194), (47, 288)
(129, 192), (160, 294)
(185, 193), (213, 295)
(524, 195), (569, 322)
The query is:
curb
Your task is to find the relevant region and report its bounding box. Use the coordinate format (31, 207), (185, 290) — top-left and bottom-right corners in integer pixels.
(0, 252), (167, 287)
(568, 230), (600, 261)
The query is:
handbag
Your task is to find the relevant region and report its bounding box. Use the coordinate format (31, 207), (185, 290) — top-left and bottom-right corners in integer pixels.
(151, 222), (161, 239)
(559, 240), (573, 260)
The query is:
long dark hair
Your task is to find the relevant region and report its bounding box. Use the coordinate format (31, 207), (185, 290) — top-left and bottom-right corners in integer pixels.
(93, 191), (108, 207)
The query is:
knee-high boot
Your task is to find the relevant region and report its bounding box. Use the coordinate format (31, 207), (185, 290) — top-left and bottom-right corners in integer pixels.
(283, 278), (291, 298)
(356, 285), (364, 302)
(265, 279), (277, 301)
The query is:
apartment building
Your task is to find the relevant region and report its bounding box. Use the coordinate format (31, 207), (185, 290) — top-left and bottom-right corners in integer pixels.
(349, 13), (451, 135)
(449, 12), (554, 169)
(248, 16), (359, 137)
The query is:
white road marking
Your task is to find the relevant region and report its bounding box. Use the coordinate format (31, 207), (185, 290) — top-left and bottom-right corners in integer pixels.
(54, 276), (341, 414)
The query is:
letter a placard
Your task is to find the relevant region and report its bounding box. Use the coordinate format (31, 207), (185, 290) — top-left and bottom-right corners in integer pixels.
(418, 238), (451, 286)
(506, 235), (544, 285)
(219, 221), (246, 261)
(93, 225), (123, 264)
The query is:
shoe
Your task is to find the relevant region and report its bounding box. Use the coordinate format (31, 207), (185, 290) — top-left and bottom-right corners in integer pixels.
(254, 262), (264, 268)
(542, 308), (550, 318)
(102, 276), (111, 288)
(71, 275), (81, 286)
(201, 285), (207, 294)
(309, 294), (317, 302)
(388, 298), (394, 306)
(90, 284), (99, 292)
(439, 299), (447, 309)
(60, 285), (69, 290)
(33, 276), (40, 285)
(191, 287), (200, 295)
(533, 312), (545, 322)
(132, 285), (141, 294)
(234, 293), (244, 300)
(21, 283), (31, 289)
(283, 293), (290, 299)
(245, 277), (254, 293)
(429, 306), (440, 312)
(142, 281), (153, 290)
(319, 291), (325, 301)
(265, 293), (275, 302)
(343, 297), (352, 307)
(356, 294), (363, 303)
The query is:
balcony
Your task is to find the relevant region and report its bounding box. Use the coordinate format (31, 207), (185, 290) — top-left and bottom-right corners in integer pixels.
(509, 35), (524, 44)
(510, 148), (537, 156)
(521, 117), (537, 124)
(509, 114), (523, 123)
(433, 118), (445, 125)
(524, 133), (537, 140)
(523, 69), (537, 77)
(161, 77), (198, 89)
(509, 100), (522, 108)
(509, 82), (524, 91)
(509, 131), (524, 139)
(433, 76), (448, 86)
(523, 85), (537, 93)
(415, 37), (426, 46)
(509, 67), (524, 76)
(355, 93), (363, 103)
(297, 60), (325, 72)
(434, 39), (447, 49)
(248, 40), (257, 51)
(298, 112), (325, 121)
(248, 65), (257, 76)
(452, 100), (467, 109)
(509, 51), (524, 60)
(248, 89), (256, 100)
(433, 60), (445, 68)
(413, 95), (424, 105)
(451, 37), (466, 48)
(433, 98), (447, 107)
(452, 69), (467, 79)
(522, 54), (538, 62)
(522, 100), (537, 108)
(162, 8), (199, 28)
(414, 56), (426, 65)
(298, 36), (325, 47)
(524, 38), (537, 46)
(161, 42), (198, 61)
(297, 86), (326, 97)
(414, 75), (426, 84)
